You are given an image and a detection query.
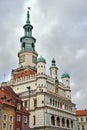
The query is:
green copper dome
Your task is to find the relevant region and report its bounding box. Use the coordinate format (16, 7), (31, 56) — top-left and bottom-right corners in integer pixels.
(37, 56), (46, 63)
(61, 72), (70, 78)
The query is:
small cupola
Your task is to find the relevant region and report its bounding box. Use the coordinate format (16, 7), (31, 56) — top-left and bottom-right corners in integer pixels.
(61, 72), (70, 79)
(61, 72), (70, 88)
(37, 56), (46, 75)
(50, 58), (58, 79)
(37, 56), (46, 63)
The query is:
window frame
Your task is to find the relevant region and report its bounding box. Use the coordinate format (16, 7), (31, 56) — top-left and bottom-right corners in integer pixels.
(24, 116), (27, 123)
(17, 115), (21, 122)
(3, 114), (7, 121)
(2, 122), (7, 130)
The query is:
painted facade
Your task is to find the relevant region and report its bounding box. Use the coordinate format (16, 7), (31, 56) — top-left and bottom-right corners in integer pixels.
(7, 9), (77, 130)
(0, 85), (29, 130)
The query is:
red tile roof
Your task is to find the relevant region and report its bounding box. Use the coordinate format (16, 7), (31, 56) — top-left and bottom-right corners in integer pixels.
(76, 110), (87, 116)
(0, 86), (29, 113)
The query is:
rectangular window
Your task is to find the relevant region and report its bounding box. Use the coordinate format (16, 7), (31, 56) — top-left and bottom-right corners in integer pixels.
(86, 117), (87, 121)
(17, 103), (21, 110)
(33, 116), (36, 125)
(82, 125), (85, 130)
(32, 56), (37, 64)
(81, 117), (83, 121)
(77, 118), (79, 121)
(34, 99), (37, 107)
(24, 116), (27, 123)
(17, 115), (21, 122)
(24, 100), (28, 108)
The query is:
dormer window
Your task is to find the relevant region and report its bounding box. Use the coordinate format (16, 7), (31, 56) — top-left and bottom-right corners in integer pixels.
(1, 96), (6, 101)
(7, 98), (12, 103)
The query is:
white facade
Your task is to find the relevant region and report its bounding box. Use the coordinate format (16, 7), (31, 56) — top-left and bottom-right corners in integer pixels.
(8, 9), (77, 130)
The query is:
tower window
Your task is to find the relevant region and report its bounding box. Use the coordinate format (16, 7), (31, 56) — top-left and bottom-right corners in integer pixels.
(33, 116), (36, 125)
(34, 99), (37, 107)
(50, 98), (52, 105)
(28, 28), (29, 32)
(53, 99), (54, 106)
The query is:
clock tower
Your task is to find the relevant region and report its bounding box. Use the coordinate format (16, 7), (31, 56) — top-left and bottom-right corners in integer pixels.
(18, 8), (38, 68)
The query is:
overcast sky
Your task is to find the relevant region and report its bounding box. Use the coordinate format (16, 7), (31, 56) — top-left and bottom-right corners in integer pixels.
(0, 0), (87, 110)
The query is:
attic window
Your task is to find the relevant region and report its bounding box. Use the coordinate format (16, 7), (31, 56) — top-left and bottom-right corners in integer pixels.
(7, 98), (12, 103)
(1, 96), (6, 101)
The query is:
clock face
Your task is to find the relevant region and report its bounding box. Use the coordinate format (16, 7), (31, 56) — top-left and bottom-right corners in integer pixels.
(19, 55), (25, 63)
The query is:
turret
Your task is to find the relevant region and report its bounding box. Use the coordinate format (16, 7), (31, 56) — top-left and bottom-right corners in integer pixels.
(18, 8), (38, 68)
(50, 58), (58, 79)
(61, 72), (70, 87)
(61, 72), (71, 99)
(36, 56), (47, 91)
(37, 56), (46, 75)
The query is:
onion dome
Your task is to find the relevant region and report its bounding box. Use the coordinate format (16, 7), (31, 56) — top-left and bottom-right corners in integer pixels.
(37, 56), (46, 63)
(61, 72), (70, 78)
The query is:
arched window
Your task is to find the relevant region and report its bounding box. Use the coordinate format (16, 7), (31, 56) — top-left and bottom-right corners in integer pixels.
(51, 115), (55, 125)
(62, 118), (65, 127)
(67, 119), (69, 128)
(56, 117), (60, 126)
(28, 27), (29, 32)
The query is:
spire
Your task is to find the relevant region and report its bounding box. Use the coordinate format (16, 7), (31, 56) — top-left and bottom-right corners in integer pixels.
(51, 58), (56, 67)
(26, 7), (30, 24)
